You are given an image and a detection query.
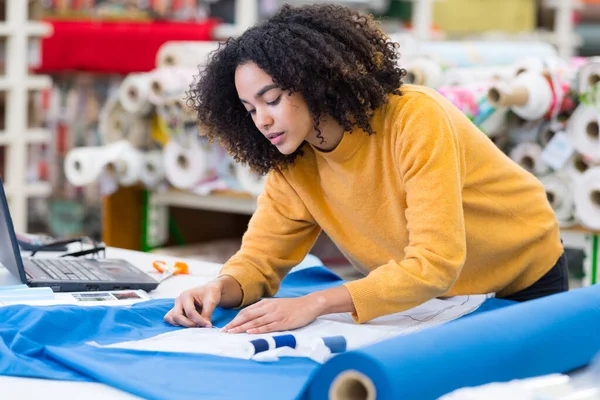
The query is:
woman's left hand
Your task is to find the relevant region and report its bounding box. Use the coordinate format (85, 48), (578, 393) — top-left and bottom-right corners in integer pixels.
(221, 296), (321, 334)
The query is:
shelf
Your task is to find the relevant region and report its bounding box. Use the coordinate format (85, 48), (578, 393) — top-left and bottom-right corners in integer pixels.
(0, 22), (52, 37)
(0, 128), (51, 145)
(0, 76), (52, 91)
(4, 182), (51, 198)
(34, 19), (220, 74)
(151, 190), (257, 215)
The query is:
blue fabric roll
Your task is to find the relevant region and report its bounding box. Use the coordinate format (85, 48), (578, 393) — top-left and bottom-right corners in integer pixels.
(307, 284), (600, 400)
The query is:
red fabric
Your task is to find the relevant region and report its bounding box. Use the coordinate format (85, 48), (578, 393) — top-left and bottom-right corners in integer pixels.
(35, 19), (220, 74)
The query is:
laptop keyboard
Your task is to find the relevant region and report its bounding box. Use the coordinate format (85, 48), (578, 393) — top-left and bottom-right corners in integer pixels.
(29, 258), (110, 281)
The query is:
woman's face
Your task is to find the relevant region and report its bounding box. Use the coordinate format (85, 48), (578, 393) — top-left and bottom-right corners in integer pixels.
(235, 62), (314, 155)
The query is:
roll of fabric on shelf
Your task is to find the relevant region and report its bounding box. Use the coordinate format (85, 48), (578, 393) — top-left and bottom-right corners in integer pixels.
(509, 142), (550, 176)
(540, 173), (576, 226)
(386, 36), (558, 69)
(118, 72), (155, 116)
(436, 83), (508, 137)
(566, 104), (600, 162)
(162, 134), (210, 190)
(578, 57), (600, 95)
(139, 150), (165, 189)
(156, 40), (220, 69)
(574, 167), (600, 230)
(486, 58), (577, 121)
(147, 66), (196, 106)
(99, 96), (151, 149)
(404, 57), (513, 88)
(64, 140), (142, 187)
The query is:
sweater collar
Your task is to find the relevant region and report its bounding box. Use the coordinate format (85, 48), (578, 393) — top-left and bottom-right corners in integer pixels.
(309, 127), (364, 163)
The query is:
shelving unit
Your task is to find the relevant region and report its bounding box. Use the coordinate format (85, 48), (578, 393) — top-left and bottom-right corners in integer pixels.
(151, 190), (257, 216)
(2, 0), (52, 232)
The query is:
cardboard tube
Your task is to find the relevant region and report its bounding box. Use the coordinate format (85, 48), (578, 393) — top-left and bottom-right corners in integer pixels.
(574, 154), (591, 174)
(587, 121), (599, 142)
(488, 84), (529, 107)
(592, 190), (600, 209)
(329, 370), (376, 400)
(589, 73), (600, 87)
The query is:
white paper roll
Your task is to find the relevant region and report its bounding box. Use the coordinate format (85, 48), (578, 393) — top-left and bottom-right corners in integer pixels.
(574, 167), (600, 230)
(566, 104), (600, 162)
(148, 67), (196, 105)
(118, 72), (154, 116)
(404, 57), (443, 87)
(509, 142), (549, 176)
(488, 71), (552, 120)
(235, 164), (267, 197)
(156, 41), (220, 69)
(115, 145), (144, 187)
(64, 140), (137, 187)
(577, 56), (600, 95)
(540, 173), (575, 225)
(99, 97), (150, 148)
(139, 150), (165, 189)
(163, 139), (208, 190)
(565, 152), (594, 183)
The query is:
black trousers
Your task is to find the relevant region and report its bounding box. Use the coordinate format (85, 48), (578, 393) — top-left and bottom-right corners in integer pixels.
(500, 252), (569, 302)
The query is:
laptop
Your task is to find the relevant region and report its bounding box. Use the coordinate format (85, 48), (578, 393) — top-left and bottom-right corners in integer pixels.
(0, 177), (159, 292)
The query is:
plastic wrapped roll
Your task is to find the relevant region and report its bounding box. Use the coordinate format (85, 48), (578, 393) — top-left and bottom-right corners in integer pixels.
(540, 173), (575, 226)
(509, 142), (549, 176)
(99, 97), (150, 148)
(566, 104), (600, 162)
(139, 150), (165, 189)
(118, 72), (154, 116)
(574, 167), (600, 230)
(148, 67), (196, 105)
(566, 153), (595, 183)
(404, 57), (443, 87)
(577, 57), (600, 95)
(487, 71), (553, 121)
(437, 83), (507, 137)
(64, 140), (141, 187)
(163, 139), (208, 190)
(156, 41), (220, 69)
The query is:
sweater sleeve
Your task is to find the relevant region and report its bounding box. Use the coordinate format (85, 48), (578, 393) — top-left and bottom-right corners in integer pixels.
(218, 168), (321, 307)
(344, 95), (467, 323)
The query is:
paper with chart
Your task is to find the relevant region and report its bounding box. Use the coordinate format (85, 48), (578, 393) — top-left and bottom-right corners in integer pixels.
(95, 294), (490, 363)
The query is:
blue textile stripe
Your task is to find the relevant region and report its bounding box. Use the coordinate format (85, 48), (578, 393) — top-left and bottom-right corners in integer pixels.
(249, 339), (270, 355)
(274, 334), (297, 349)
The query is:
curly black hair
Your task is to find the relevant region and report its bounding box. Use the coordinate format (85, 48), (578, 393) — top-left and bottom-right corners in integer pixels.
(187, 3), (406, 175)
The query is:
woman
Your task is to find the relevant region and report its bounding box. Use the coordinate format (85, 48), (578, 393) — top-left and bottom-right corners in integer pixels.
(164, 4), (567, 334)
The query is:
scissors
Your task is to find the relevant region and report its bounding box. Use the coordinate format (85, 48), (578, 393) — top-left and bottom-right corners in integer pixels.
(152, 260), (189, 282)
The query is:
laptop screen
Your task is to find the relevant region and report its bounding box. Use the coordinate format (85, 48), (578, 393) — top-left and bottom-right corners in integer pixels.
(0, 176), (27, 283)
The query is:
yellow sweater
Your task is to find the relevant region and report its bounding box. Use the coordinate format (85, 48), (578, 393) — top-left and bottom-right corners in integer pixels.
(219, 84), (563, 324)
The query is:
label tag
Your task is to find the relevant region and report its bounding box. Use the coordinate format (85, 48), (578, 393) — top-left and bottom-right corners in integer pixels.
(541, 131), (574, 171)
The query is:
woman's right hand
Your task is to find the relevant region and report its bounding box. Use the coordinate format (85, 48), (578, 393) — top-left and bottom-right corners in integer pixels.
(164, 275), (243, 328)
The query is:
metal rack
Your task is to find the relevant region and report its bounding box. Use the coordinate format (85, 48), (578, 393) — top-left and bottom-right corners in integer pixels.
(2, 0), (52, 232)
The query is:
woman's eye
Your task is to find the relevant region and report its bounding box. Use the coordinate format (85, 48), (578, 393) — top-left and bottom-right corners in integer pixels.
(266, 96), (281, 106)
(247, 109), (256, 116)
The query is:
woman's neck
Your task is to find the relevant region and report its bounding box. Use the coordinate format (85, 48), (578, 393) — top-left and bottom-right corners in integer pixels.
(305, 115), (345, 152)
